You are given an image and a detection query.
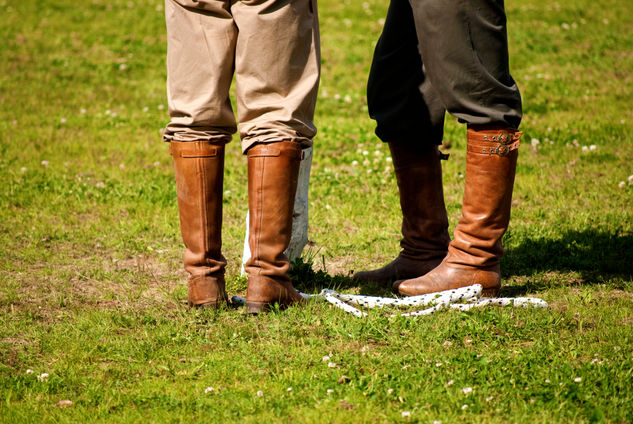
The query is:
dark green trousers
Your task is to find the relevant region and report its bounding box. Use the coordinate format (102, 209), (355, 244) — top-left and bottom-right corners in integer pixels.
(367, 0), (522, 145)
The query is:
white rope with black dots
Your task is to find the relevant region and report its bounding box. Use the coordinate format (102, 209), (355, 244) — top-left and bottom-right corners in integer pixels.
(231, 284), (548, 317)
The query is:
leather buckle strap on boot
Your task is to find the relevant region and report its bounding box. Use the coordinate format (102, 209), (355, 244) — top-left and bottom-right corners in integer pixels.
(467, 128), (522, 157)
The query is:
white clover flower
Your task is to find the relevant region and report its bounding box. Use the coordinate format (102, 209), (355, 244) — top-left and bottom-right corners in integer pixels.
(486, 395), (494, 402)
(143, 106), (149, 112)
(41, 161), (49, 167)
(287, 387), (293, 392)
(55, 399), (73, 408)
(119, 64), (127, 71)
(362, 150), (369, 156)
(435, 362), (443, 367)
(26, 369), (34, 374)
(60, 118), (66, 124)
(158, 104), (165, 110)
(387, 388), (394, 394)
(574, 377), (582, 383)
(256, 390), (263, 397)
(344, 95), (352, 103)
(386, 157), (392, 162)
(119, 163), (125, 170)
(204, 387), (214, 393)
(21, 167), (27, 173)
(582, 146), (588, 152)
(401, 411), (411, 418)
(618, 181), (626, 188)
(351, 161), (358, 166)
(628, 175), (633, 183)
(327, 362), (337, 368)
(326, 389), (334, 394)
(334, 94), (341, 100)
(461, 404), (469, 410)
(530, 138), (540, 147)
(37, 373), (49, 381)
(589, 145), (596, 151)
(446, 380), (454, 386)
(153, 161), (160, 167)
(461, 387), (473, 395)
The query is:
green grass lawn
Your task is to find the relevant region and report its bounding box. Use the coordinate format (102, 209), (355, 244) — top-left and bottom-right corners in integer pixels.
(1, 0), (632, 422)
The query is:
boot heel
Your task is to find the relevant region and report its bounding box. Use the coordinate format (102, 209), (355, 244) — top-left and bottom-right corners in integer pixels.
(481, 287), (499, 298)
(246, 301), (268, 314)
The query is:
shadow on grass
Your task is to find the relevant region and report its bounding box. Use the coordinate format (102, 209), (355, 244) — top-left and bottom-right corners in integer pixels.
(501, 229), (633, 296)
(289, 258), (392, 297)
(292, 229), (633, 297)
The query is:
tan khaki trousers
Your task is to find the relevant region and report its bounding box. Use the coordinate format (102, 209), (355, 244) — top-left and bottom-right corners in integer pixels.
(164, 0), (320, 152)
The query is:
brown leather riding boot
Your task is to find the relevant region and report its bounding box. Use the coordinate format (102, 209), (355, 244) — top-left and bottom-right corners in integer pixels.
(394, 126), (522, 297)
(171, 140), (228, 308)
(245, 141), (305, 313)
(353, 142), (450, 285)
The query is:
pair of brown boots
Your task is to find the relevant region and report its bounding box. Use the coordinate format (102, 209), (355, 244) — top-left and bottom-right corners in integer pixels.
(170, 140), (304, 313)
(354, 126), (521, 297)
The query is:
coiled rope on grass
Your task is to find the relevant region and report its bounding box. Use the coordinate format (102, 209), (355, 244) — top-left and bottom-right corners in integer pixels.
(232, 284), (547, 317)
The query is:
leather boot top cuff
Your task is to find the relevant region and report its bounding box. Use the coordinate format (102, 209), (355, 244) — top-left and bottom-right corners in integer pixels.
(169, 140), (224, 158)
(247, 142), (303, 159)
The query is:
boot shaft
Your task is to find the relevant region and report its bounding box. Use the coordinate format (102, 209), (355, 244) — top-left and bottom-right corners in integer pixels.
(448, 126), (521, 267)
(245, 141), (302, 278)
(388, 142), (450, 260)
(171, 140), (226, 276)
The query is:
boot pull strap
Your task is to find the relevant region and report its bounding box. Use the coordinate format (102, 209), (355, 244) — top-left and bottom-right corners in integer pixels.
(247, 145), (303, 159)
(467, 130), (522, 157)
(169, 142), (220, 158)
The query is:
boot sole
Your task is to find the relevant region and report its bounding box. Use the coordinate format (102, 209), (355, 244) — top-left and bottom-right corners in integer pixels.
(246, 299), (304, 314)
(246, 301), (278, 314)
(189, 299), (228, 309)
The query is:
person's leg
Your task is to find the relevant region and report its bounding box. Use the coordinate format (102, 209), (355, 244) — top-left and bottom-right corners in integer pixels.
(164, 0), (237, 307)
(394, 0), (522, 296)
(232, 0), (320, 311)
(353, 0), (450, 285)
